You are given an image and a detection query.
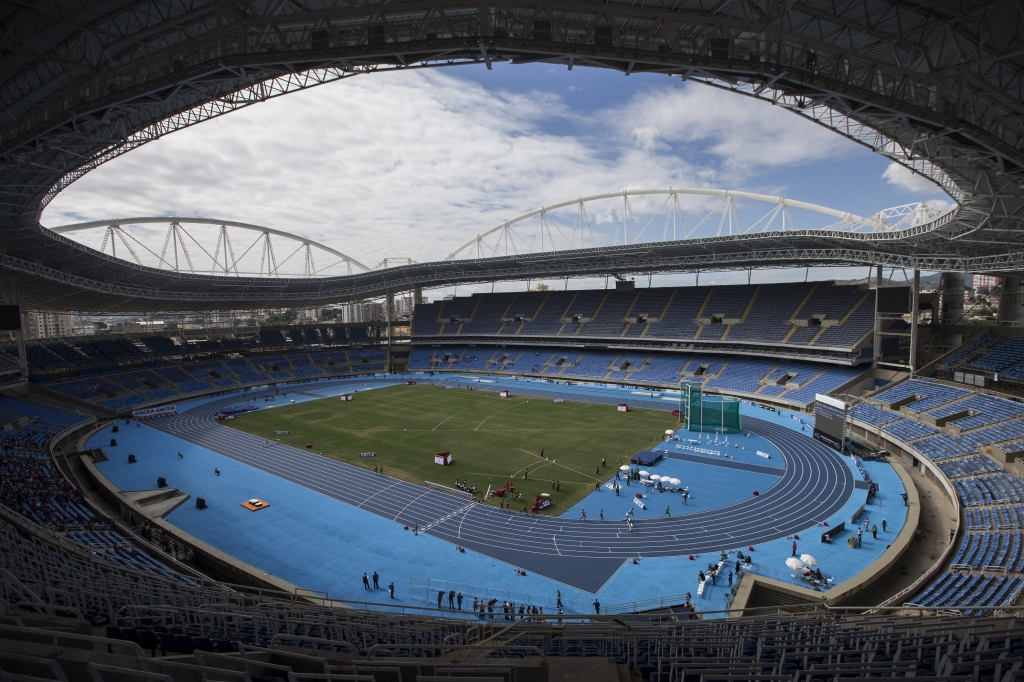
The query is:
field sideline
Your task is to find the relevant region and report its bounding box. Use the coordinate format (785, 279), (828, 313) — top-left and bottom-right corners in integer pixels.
(225, 383), (674, 513)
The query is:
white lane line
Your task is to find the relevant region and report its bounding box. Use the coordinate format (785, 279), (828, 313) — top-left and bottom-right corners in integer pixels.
(473, 402), (524, 431)
(392, 491), (431, 522)
(432, 401), (491, 431)
(420, 502), (476, 533)
(553, 535), (561, 555)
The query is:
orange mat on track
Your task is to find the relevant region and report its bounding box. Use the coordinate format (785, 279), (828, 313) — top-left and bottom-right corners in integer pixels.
(241, 498), (270, 511)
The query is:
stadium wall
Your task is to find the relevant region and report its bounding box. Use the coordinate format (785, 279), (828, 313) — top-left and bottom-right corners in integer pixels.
(845, 414), (964, 606)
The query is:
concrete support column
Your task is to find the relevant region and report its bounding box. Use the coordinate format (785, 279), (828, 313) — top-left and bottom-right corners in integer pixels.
(384, 291), (393, 372)
(910, 270), (920, 377)
(11, 280), (27, 379)
(939, 272), (965, 346)
(997, 276), (1024, 325)
(413, 286), (423, 306)
(872, 265), (883, 366)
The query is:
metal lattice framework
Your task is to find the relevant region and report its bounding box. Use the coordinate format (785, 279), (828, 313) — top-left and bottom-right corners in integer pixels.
(1, 1), (1022, 311)
(443, 189), (947, 260)
(49, 218), (370, 277)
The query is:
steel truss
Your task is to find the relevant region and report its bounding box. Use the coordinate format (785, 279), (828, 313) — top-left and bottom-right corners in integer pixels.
(0, 1), (1022, 311)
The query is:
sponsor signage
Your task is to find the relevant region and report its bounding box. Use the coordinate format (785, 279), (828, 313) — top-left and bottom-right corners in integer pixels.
(132, 405), (177, 419)
(553, 399), (564, 403)
(275, 430), (290, 435)
(359, 452), (377, 458)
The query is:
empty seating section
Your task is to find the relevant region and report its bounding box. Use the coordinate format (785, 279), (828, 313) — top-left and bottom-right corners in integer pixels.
(881, 418), (939, 442)
(460, 292), (515, 335)
(728, 283), (811, 344)
(522, 291), (574, 336)
(46, 342), (96, 367)
(781, 366), (863, 404)
(140, 336), (181, 355)
(704, 358), (777, 393)
(909, 572), (1023, 613)
(224, 358), (268, 383)
(849, 403), (903, 427)
(967, 336), (1024, 372)
(937, 454), (1004, 478)
(183, 362), (232, 380)
(685, 354), (728, 377)
(968, 505), (1024, 530)
(48, 377), (125, 401)
(622, 287), (675, 338)
(870, 378), (973, 415)
(560, 351), (616, 378)
(98, 394), (148, 410)
(258, 329), (287, 347)
(561, 290), (612, 336)
(645, 287), (709, 340)
(937, 333), (1002, 370)
(349, 348), (386, 371)
(410, 345), (866, 407)
(954, 474), (1024, 506)
(697, 285), (757, 342)
(18, 344), (72, 370)
(583, 291), (634, 336)
(928, 393), (1024, 431)
(951, 532), (1024, 571)
(288, 353), (323, 377)
(106, 370), (168, 390)
(627, 355), (688, 384)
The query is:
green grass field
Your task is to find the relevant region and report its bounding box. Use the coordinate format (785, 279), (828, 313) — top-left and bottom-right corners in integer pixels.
(225, 383), (675, 514)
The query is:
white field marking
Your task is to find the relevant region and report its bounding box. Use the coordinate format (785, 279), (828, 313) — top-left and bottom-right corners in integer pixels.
(420, 502), (476, 533)
(553, 535), (562, 555)
(431, 401), (492, 431)
(515, 448), (601, 481)
(473, 403), (525, 431)
(392, 491), (431, 522)
(509, 459), (556, 479)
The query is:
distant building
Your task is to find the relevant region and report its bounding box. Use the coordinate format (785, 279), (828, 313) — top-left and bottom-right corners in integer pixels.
(23, 312), (73, 339)
(970, 275), (1001, 289)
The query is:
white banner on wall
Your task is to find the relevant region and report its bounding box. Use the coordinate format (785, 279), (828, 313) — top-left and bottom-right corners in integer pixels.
(131, 405), (178, 419)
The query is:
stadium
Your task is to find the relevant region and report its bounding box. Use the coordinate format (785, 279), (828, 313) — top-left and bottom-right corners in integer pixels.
(1, 2), (1023, 680)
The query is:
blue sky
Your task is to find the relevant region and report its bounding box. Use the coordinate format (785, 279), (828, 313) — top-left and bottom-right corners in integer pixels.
(43, 63), (951, 293)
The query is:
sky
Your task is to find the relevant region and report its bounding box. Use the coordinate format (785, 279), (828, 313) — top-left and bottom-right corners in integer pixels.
(43, 62), (954, 298)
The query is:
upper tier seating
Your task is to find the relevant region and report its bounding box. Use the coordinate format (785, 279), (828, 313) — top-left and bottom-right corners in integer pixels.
(141, 336), (181, 356)
(413, 282), (873, 353)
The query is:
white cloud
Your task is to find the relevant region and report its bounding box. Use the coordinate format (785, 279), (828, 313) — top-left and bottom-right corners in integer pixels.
(881, 163), (943, 193)
(42, 71), (892, 275)
(44, 70), (697, 266)
(610, 86), (851, 170)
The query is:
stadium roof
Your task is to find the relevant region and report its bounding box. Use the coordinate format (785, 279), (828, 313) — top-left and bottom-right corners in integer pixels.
(1, 1), (1023, 312)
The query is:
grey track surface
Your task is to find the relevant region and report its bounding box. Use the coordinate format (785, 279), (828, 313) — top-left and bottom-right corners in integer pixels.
(148, 380), (854, 593)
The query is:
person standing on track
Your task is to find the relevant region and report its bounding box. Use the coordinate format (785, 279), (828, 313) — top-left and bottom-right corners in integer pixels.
(682, 490), (689, 505)
(448, 590), (455, 609)
(372, 572), (379, 589)
(579, 509), (587, 521)
(457, 593), (463, 609)
(792, 540), (797, 557)
(599, 510), (604, 521)
(882, 518), (887, 532)
(388, 582), (395, 599)
(437, 590), (444, 608)
(871, 524), (877, 539)
(557, 590), (563, 608)
(593, 599), (601, 614)
(363, 573), (370, 590)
